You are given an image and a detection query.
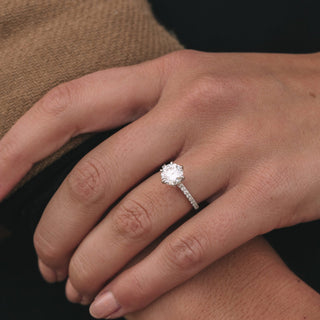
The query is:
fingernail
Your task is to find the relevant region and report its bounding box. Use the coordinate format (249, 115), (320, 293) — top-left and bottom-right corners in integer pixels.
(89, 291), (121, 319)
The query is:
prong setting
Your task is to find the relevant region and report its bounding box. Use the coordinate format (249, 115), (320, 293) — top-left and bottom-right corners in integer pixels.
(160, 162), (184, 186)
(160, 162), (199, 210)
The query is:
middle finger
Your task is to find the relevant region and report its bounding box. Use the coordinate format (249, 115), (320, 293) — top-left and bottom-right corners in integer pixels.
(33, 110), (183, 282)
(66, 147), (231, 299)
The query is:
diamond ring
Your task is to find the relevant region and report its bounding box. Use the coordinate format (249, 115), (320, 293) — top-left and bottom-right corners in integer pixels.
(160, 162), (199, 210)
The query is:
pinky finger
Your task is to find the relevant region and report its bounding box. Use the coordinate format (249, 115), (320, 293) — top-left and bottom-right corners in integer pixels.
(89, 185), (265, 319)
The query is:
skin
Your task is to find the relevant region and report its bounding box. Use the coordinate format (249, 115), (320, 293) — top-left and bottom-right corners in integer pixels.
(125, 237), (320, 320)
(1, 49), (320, 318)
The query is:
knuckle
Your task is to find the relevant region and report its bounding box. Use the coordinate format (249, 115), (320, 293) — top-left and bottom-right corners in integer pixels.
(37, 81), (77, 116)
(113, 199), (153, 241)
(165, 49), (200, 66)
(67, 156), (106, 204)
(185, 76), (218, 106)
(157, 50), (201, 82)
(181, 75), (240, 116)
(165, 234), (206, 271)
(192, 76), (220, 98)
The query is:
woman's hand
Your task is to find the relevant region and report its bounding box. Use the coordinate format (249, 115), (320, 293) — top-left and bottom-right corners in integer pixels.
(1, 50), (320, 318)
(126, 237), (320, 320)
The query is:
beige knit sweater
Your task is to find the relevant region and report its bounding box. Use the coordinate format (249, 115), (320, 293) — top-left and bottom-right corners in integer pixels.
(0, 0), (183, 191)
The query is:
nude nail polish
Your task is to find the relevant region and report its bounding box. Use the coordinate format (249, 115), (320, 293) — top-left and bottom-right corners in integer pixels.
(89, 291), (121, 319)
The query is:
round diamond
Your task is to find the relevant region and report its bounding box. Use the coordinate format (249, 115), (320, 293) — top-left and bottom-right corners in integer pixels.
(160, 162), (184, 186)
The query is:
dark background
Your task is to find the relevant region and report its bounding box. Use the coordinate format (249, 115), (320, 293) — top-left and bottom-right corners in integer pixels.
(150, 0), (320, 53)
(1, 1), (320, 320)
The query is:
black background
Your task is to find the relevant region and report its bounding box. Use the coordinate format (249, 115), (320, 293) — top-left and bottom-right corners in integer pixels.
(150, 0), (320, 53)
(1, 1), (320, 319)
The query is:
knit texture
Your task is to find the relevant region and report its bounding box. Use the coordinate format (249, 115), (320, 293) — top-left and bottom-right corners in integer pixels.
(0, 0), (183, 191)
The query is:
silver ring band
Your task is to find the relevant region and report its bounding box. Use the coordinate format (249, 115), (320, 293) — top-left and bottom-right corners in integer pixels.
(177, 183), (199, 210)
(160, 162), (199, 210)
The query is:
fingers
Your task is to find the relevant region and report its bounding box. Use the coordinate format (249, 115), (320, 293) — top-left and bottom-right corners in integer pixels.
(0, 59), (167, 200)
(33, 109), (184, 282)
(125, 237), (320, 320)
(64, 149), (230, 300)
(89, 185), (264, 319)
(38, 258), (57, 283)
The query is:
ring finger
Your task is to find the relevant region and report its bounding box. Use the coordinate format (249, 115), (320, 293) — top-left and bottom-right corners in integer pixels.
(33, 109), (184, 282)
(65, 146), (231, 300)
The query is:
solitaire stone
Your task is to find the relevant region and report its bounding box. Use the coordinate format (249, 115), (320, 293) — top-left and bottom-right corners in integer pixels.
(160, 162), (184, 186)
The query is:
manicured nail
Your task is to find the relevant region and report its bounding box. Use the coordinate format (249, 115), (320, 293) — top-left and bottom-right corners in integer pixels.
(89, 291), (121, 319)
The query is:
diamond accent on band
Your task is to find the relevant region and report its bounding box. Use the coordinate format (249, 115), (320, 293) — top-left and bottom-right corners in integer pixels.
(160, 162), (184, 186)
(177, 183), (199, 210)
(160, 161), (199, 210)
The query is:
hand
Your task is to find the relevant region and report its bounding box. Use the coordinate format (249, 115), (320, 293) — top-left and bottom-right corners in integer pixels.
(1, 50), (320, 318)
(126, 237), (320, 320)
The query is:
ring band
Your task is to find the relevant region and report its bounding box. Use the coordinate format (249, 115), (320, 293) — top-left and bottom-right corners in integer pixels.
(160, 162), (199, 210)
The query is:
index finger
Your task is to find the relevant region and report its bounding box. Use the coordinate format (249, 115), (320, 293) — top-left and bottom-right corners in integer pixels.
(0, 59), (167, 200)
